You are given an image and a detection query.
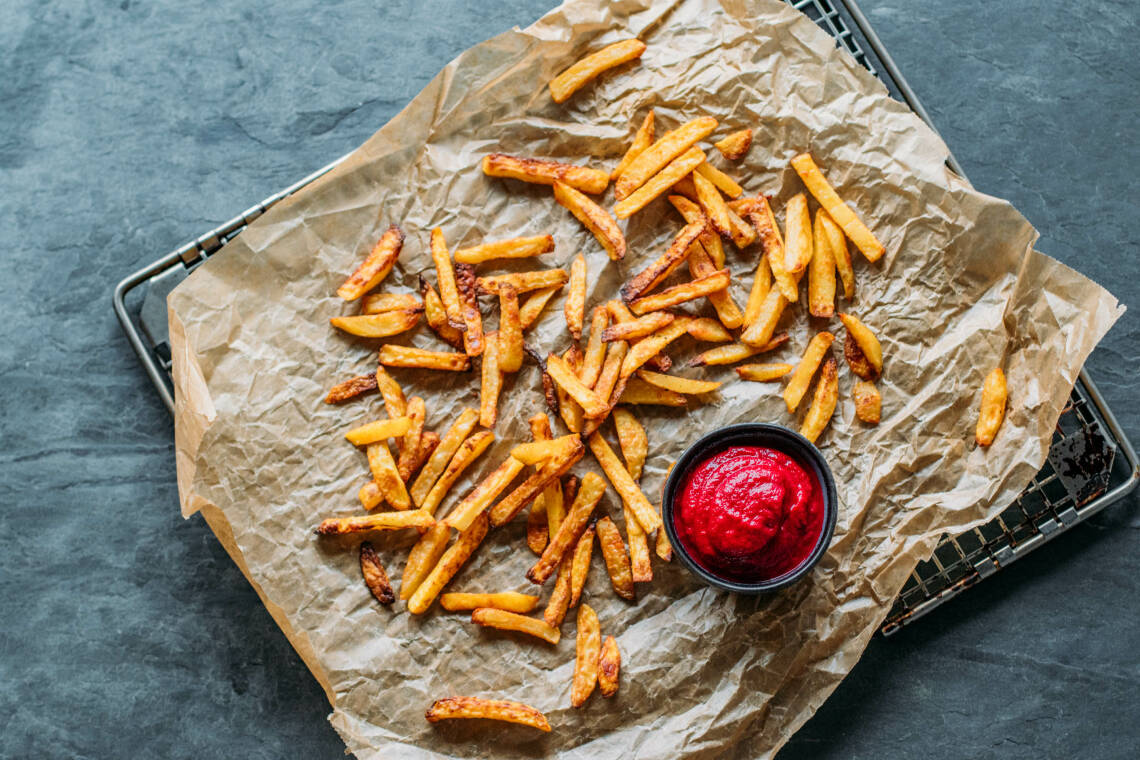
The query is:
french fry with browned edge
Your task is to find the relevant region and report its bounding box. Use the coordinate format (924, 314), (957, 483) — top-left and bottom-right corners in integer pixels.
(511, 435), (581, 466)
(546, 353), (609, 419)
(843, 331), (876, 380)
(527, 472), (606, 584)
(616, 377), (687, 407)
(819, 208), (854, 299)
(615, 116), (718, 200)
(571, 603), (601, 707)
(361, 292), (420, 315)
(422, 430), (494, 516)
(443, 455), (526, 531)
(325, 373), (378, 404)
(602, 311), (674, 343)
(527, 497), (548, 554)
(396, 397), (426, 480)
(478, 331), (502, 429)
(330, 309), (422, 339)
(528, 415), (566, 538)
(588, 432), (661, 533)
(359, 541), (395, 605)
(316, 509), (434, 536)
(976, 368), (1007, 446)
(560, 475), (578, 531)
(453, 235), (554, 265)
(554, 181), (626, 261)
(725, 203), (758, 248)
(783, 193), (813, 274)
(605, 300), (671, 373)
(612, 110), (655, 180)
(689, 334), (788, 367)
(379, 345), (471, 372)
(440, 592), (539, 613)
(739, 287), (788, 349)
(489, 441), (584, 527)
(593, 340), (629, 407)
(407, 512), (489, 615)
(629, 268), (730, 315)
(482, 153), (609, 195)
(791, 152), (885, 261)
(809, 209), (837, 318)
(800, 356), (839, 444)
(358, 480), (383, 510)
(714, 128), (753, 161)
(519, 285), (561, 330)
(367, 441), (411, 509)
(425, 696), (550, 732)
(620, 317), (690, 379)
(580, 306), (609, 387)
(595, 516), (635, 600)
(619, 219), (707, 303)
(569, 524), (595, 608)
(745, 201), (798, 302)
(614, 145), (707, 219)
(400, 523), (450, 600)
(543, 555), (573, 627)
(784, 332), (836, 413)
(853, 380), (882, 424)
(412, 432), (441, 482)
(599, 635), (621, 697)
(566, 253), (587, 340)
(688, 241), (744, 328)
(411, 407), (480, 507)
(669, 193), (726, 268)
(624, 502), (652, 583)
(429, 227), (464, 331)
(551, 345), (584, 434)
(495, 288), (523, 375)
(612, 406), (647, 481)
(477, 269), (569, 296)
(743, 253), (772, 328)
(550, 38), (646, 103)
(419, 275), (464, 349)
(345, 416), (411, 446)
(692, 169), (734, 238)
(454, 264), (483, 356)
(838, 312), (883, 374)
(695, 161), (743, 199)
(737, 363), (794, 382)
(636, 369), (721, 395)
(471, 607), (561, 644)
(687, 316), (733, 343)
(337, 225), (404, 301)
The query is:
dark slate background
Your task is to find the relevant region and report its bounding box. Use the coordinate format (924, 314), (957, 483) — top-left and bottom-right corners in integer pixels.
(1, 1), (1136, 758)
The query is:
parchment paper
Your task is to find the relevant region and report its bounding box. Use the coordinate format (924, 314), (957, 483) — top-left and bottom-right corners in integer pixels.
(167, 0), (1123, 757)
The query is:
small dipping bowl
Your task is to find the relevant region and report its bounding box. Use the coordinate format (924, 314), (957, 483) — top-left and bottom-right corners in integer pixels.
(661, 423), (838, 594)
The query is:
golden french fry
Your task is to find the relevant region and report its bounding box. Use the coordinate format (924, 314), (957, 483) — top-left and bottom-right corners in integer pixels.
(422, 430), (494, 516)
(359, 541), (394, 605)
(624, 503), (652, 583)
(411, 432), (440, 482)
(479, 331), (502, 429)
(528, 416), (566, 537)
(559, 475), (578, 534)
(820, 208), (854, 299)
(429, 227), (464, 331)
(440, 592), (539, 613)
(791, 152), (884, 261)
(695, 161), (743, 199)
(725, 204), (757, 248)
(838, 313), (883, 374)
(367, 441), (411, 509)
(743, 253), (772, 327)
(619, 219), (707, 303)
(549, 38), (646, 103)
(670, 174), (698, 201)
(587, 432), (660, 533)
(746, 200), (797, 302)
(809, 209), (837, 318)
(554, 181), (626, 261)
(739, 287), (788, 348)
(783, 193), (813, 274)
(669, 194), (726, 268)
(686, 316), (733, 343)
(378, 345), (471, 372)
(614, 145), (707, 219)
(345, 416), (411, 446)
(407, 512), (489, 614)
(453, 235), (555, 265)
(692, 169), (734, 238)
(569, 524), (595, 608)
(580, 306), (609, 388)
(443, 455), (526, 531)
(800, 356), (839, 444)
(543, 555), (573, 627)
(615, 377), (687, 407)
(571, 603), (601, 707)
(337, 225), (404, 301)
(477, 269), (569, 296)
(411, 407), (480, 507)
(853, 380), (882, 424)
(598, 635), (621, 697)
(419, 275), (465, 349)
(629, 269), (729, 315)
(784, 332), (836, 413)
(361, 292), (420, 314)
(471, 607), (561, 644)
(714, 128), (753, 161)
(689, 334), (788, 367)
(519, 285), (561, 330)
(510, 436), (579, 467)
(592, 339), (628, 409)
(602, 311), (674, 343)
(619, 317), (690, 379)
(358, 480), (383, 510)
(455, 262), (484, 356)
(595, 516), (635, 600)
(495, 287), (523, 375)
(655, 523), (673, 561)
(527, 472), (606, 584)
(325, 373), (378, 404)
(330, 309), (421, 339)
(488, 441), (584, 527)
(976, 368), (1007, 446)
(635, 369), (721, 394)
(612, 110), (655, 180)
(551, 346), (584, 434)
(612, 407), (647, 480)
(400, 523), (450, 600)
(527, 495), (548, 555)
(615, 116), (718, 199)
(315, 509), (434, 536)
(736, 362), (794, 381)
(843, 331), (877, 380)
(565, 253), (587, 340)
(687, 241), (743, 328)
(546, 353), (610, 419)
(482, 153), (608, 195)
(424, 697), (550, 732)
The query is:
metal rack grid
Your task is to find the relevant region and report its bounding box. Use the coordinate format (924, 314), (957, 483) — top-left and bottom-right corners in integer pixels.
(112, 0), (1138, 635)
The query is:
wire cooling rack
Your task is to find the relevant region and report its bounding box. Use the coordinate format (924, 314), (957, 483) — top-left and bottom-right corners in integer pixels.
(113, 0), (1138, 635)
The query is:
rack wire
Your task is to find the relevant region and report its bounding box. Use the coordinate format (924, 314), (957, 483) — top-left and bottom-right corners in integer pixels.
(113, 0), (1138, 635)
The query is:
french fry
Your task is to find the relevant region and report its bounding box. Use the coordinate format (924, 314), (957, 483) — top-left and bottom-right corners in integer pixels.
(453, 235), (555, 265)
(976, 368), (1007, 446)
(527, 496), (548, 554)
(453, 263), (484, 356)
(686, 316), (733, 343)
(736, 362), (794, 381)
(379, 345), (471, 372)
(687, 242), (743, 328)
(602, 311), (674, 343)
(695, 161), (743, 199)
(843, 331), (877, 380)
(655, 523), (673, 562)
(809, 209), (837, 318)
(489, 442), (584, 528)
(424, 697), (550, 732)
(614, 145), (707, 219)
(543, 555), (573, 627)
(571, 603), (601, 707)
(337, 225), (404, 301)
(554, 181), (626, 261)
(477, 269), (570, 296)
(598, 635), (621, 697)
(443, 455), (526, 531)
(528, 416), (566, 537)
(692, 169), (734, 238)
(689, 334), (788, 367)
(739, 288), (788, 348)
(565, 253), (587, 340)
(440, 592), (539, 613)
(479, 331), (502, 429)
(411, 408), (480, 507)
(324, 373), (378, 404)
(669, 194), (726, 268)
(315, 509), (434, 536)
(612, 110), (655, 180)
(401, 522), (451, 600)
(421, 430), (494, 515)
(714, 128), (753, 161)
(482, 153), (609, 195)
(620, 317), (690, 379)
(800, 356), (839, 444)
(615, 377), (687, 407)
(330, 309), (422, 339)
(498, 285), (524, 373)
(612, 407), (647, 480)
(361, 292), (420, 314)
(367, 441), (412, 509)
(546, 353), (610, 419)
(838, 313), (883, 374)
(595, 516), (635, 600)
(419, 275), (465, 349)
(568, 524), (595, 608)
(519, 285), (561, 330)
(784, 332), (836, 413)
(819, 208), (854, 299)
(743, 253), (772, 327)
(783, 193), (813, 274)
(629, 268), (730, 315)
(407, 512), (489, 614)
(791, 152), (885, 261)
(430, 227), (464, 331)
(853, 380), (882, 424)
(511, 435), (581, 466)
(636, 369), (721, 395)
(561, 476), (579, 528)
(592, 339), (628, 408)
(412, 432), (441, 481)
(550, 345), (582, 434)
(725, 204), (757, 248)
(550, 38), (647, 103)
(345, 416), (411, 446)
(619, 219), (707, 303)
(580, 306), (609, 388)
(358, 480), (383, 510)
(587, 432), (661, 532)
(471, 607), (560, 645)
(670, 174), (698, 201)
(624, 502), (652, 583)
(615, 116), (718, 199)
(359, 541), (395, 605)
(527, 472), (606, 584)
(746, 200), (797, 302)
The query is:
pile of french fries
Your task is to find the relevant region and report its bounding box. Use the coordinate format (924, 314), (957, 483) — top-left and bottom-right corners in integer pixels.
(315, 36), (1005, 734)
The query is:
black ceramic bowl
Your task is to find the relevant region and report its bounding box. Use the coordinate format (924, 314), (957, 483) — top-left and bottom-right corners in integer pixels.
(661, 423), (838, 594)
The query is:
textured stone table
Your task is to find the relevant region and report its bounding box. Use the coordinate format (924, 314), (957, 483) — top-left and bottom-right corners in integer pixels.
(1, 1), (1136, 757)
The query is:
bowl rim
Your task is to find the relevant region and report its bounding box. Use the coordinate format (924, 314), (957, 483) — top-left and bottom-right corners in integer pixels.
(661, 422), (838, 594)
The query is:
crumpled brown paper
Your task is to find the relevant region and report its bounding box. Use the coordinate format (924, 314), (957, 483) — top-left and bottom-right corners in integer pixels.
(167, 0), (1123, 757)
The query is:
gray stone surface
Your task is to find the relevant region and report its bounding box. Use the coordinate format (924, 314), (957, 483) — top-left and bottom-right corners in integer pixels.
(0, 1), (1135, 757)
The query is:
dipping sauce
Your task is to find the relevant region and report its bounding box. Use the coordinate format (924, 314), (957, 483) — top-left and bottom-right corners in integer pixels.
(674, 445), (825, 583)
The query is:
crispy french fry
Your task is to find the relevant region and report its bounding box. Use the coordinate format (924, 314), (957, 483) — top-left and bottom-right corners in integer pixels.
(615, 117), (718, 199)
(629, 269), (729, 315)
(440, 592), (539, 613)
(367, 441), (411, 509)
(736, 362), (794, 381)
(784, 332), (836, 413)
(443, 455), (526, 531)
(361, 292), (420, 315)
(615, 377), (687, 407)
(612, 110), (655, 180)
(400, 523), (450, 600)
(739, 288), (788, 349)
(612, 407), (647, 481)
(511, 435), (581, 466)
(635, 369), (721, 395)
(624, 503), (652, 583)
(838, 313), (883, 374)
(800, 356), (838, 444)
(571, 603), (601, 707)
(619, 219), (706, 303)
(358, 480), (383, 510)
(325, 373), (378, 404)
(345, 416), (411, 446)
(425, 697), (550, 732)
(655, 523), (673, 561)
(337, 225), (404, 301)
(550, 38), (647, 103)
(471, 607), (560, 645)
(407, 512), (489, 615)
(453, 235), (555, 265)
(809, 209), (837, 318)
(497, 286), (523, 374)
(477, 269), (570, 296)
(602, 311), (674, 343)
(411, 407), (480, 507)
(689, 334), (788, 367)
(580, 306), (609, 388)
(619, 317), (690, 379)
(419, 275), (465, 349)
(853, 380), (882, 424)
(695, 161), (743, 199)
(587, 432), (660, 533)
(479, 331), (502, 429)
(379, 345), (471, 372)
(592, 339), (628, 408)
(547, 353), (610, 419)
(554, 181), (626, 261)
(693, 169), (734, 238)
(686, 316), (733, 343)
(430, 227), (464, 331)
(783, 193), (813, 274)
(412, 432), (440, 481)
(359, 541), (395, 605)
(543, 555), (573, 627)
(568, 524), (595, 608)
(670, 174), (698, 201)
(843, 331), (877, 380)
(565, 253), (587, 340)
(560, 476), (578, 528)
(527, 496), (548, 555)
(744, 253), (772, 327)
(482, 153), (608, 195)
(453, 263), (483, 356)
(791, 152), (884, 261)
(614, 145), (707, 219)
(687, 242), (743, 328)
(316, 509), (434, 536)
(669, 194), (726, 268)
(519, 285), (561, 330)
(714, 129), (753, 161)
(528, 416), (566, 537)
(976, 368), (1007, 446)
(527, 472), (606, 584)
(819, 208), (854, 299)
(595, 516), (635, 600)
(598, 635), (620, 697)
(550, 345), (582, 434)
(422, 430), (494, 516)
(330, 309), (422, 339)
(489, 441), (584, 528)
(725, 204), (757, 248)
(746, 200), (797, 302)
